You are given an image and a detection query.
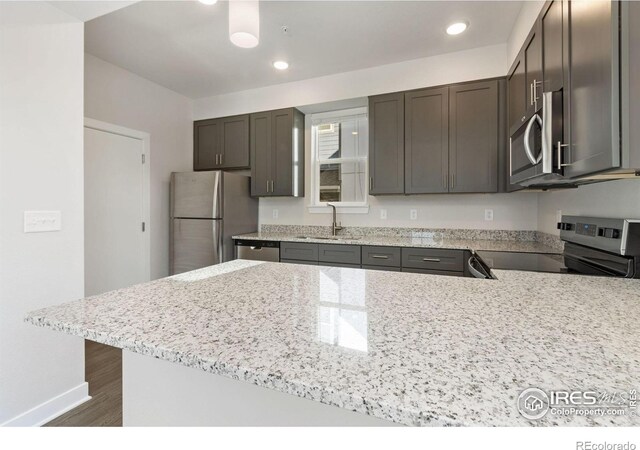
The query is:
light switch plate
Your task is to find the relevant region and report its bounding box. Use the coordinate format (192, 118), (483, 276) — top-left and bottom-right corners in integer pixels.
(410, 209), (418, 220)
(484, 209), (494, 221)
(380, 209), (387, 220)
(24, 211), (61, 233)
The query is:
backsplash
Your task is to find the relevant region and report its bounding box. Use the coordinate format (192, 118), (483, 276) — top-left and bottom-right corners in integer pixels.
(260, 224), (564, 250)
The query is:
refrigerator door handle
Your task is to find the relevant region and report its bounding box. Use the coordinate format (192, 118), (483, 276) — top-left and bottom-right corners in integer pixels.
(214, 221), (223, 264)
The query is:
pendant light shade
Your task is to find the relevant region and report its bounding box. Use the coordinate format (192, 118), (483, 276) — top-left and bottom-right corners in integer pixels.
(229, 0), (260, 48)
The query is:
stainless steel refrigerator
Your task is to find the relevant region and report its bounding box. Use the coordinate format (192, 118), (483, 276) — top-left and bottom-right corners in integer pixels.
(170, 171), (258, 275)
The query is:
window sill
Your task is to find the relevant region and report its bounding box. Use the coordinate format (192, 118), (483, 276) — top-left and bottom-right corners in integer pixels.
(307, 205), (370, 214)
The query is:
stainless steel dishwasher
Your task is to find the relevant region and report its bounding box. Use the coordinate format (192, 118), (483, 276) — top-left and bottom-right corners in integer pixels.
(234, 240), (280, 262)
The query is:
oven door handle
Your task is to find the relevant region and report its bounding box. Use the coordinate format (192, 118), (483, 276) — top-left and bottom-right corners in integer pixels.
(523, 113), (543, 166)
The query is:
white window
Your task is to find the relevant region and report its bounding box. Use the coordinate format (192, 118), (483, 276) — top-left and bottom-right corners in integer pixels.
(309, 107), (368, 213)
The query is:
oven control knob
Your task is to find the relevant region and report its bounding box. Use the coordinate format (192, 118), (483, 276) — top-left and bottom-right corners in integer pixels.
(557, 222), (573, 231)
(608, 228), (621, 239)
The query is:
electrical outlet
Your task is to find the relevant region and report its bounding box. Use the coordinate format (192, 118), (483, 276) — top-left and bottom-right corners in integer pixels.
(24, 211), (61, 233)
(484, 209), (494, 221)
(410, 209), (418, 220)
(556, 210), (562, 223)
(380, 209), (387, 220)
(272, 209), (279, 219)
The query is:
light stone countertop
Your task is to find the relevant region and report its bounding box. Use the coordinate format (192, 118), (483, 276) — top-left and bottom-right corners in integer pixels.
(233, 232), (561, 254)
(25, 260), (640, 426)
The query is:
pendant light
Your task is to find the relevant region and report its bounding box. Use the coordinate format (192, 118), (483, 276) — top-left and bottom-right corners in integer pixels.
(229, 0), (260, 48)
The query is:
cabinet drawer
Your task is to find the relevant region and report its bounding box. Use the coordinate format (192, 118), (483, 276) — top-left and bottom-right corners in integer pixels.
(319, 262), (361, 269)
(280, 259), (318, 266)
(401, 248), (464, 272)
(402, 268), (464, 277)
(362, 265), (402, 272)
(361, 246), (401, 267)
(318, 244), (361, 265)
(280, 242), (319, 261)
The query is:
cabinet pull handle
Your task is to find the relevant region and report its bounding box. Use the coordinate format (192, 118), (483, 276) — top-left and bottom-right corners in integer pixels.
(557, 141), (572, 167)
(530, 82), (534, 106)
(270, 180), (274, 192)
(371, 255), (389, 259)
(215, 154), (219, 165)
(450, 173), (455, 190)
(220, 154), (223, 165)
(266, 180), (269, 192)
(422, 258), (441, 262)
(521, 115), (526, 123)
(369, 177), (373, 191)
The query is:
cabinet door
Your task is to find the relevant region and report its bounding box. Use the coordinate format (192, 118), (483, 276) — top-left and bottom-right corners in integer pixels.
(404, 87), (449, 193)
(220, 115), (249, 169)
(507, 53), (527, 134)
(541, 0), (564, 93)
(250, 112), (271, 196)
(271, 108), (294, 196)
(369, 93), (404, 194)
(194, 119), (221, 170)
(563, 0), (620, 178)
(524, 24), (543, 115)
(449, 80), (498, 193)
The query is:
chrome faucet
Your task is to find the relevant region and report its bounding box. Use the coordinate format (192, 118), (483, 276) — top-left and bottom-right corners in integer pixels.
(327, 203), (343, 236)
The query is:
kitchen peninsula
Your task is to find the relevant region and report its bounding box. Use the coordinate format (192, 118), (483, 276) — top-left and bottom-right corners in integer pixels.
(25, 260), (640, 426)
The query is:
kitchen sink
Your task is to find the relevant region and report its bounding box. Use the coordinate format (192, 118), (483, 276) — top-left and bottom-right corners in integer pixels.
(295, 235), (361, 241)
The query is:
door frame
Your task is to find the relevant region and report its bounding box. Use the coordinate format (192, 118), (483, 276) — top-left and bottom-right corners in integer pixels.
(84, 117), (151, 284)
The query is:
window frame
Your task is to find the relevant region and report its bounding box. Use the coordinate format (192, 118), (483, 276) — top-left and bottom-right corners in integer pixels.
(308, 107), (369, 214)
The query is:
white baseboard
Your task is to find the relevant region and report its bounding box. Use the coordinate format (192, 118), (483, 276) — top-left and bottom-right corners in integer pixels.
(1, 382), (91, 427)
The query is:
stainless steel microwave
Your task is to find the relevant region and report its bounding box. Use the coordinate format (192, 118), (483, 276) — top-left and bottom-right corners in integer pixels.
(510, 91), (567, 186)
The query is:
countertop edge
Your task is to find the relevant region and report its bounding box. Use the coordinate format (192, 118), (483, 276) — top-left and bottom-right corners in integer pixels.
(23, 313), (462, 427)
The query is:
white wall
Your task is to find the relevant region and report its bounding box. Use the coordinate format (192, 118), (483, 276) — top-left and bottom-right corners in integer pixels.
(0, 2), (86, 425)
(537, 180), (640, 235)
(194, 44), (540, 231)
(84, 54), (193, 279)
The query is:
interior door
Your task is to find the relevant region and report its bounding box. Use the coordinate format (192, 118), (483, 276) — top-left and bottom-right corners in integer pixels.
(84, 127), (147, 296)
(171, 219), (221, 275)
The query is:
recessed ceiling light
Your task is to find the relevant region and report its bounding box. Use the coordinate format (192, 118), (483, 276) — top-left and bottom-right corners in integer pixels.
(273, 61), (289, 70)
(199, 0), (218, 5)
(446, 22), (468, 36)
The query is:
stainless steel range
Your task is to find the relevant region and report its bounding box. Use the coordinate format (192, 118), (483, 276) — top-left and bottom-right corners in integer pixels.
(476, 216), (640, 278)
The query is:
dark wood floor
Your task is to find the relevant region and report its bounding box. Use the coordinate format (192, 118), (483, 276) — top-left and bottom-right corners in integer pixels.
(45, 340), (123, 427)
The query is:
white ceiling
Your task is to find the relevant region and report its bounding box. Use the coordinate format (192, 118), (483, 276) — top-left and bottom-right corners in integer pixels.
(85, 1), (523, 99)
(50, 1), (138, 22)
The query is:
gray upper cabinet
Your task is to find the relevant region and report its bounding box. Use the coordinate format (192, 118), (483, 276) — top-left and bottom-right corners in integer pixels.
(250, 108), (304, 197)
(562, 0), (619, 178)
(369, 92), (405, 195)
(194, 119), (221, 170)
(524, 24), (543, 116)
(449, 80), (499, 193)
(541, 0), (564, 93)
(194, 115), (249, 171)
(404, 87), (449, 194)
(507, 53), (527, 135)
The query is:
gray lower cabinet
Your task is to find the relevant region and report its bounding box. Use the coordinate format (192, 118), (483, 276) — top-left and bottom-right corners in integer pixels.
(250, 108), (305, 197)
(449, 80), (499, 193)
(280, 242), (319, 262)
(401, 248), (464, 272)
(194, 115), (249, 171)
(404, 87), (449, 194)
(369, 93), (405, 195)
(318, 244), (361, 265)
(362, 265), (402, 272)
(401, 268), (464, 277)
(279, 242), (467, 277)
(361, 246), (401, 267)
(281, 259), (318, 266)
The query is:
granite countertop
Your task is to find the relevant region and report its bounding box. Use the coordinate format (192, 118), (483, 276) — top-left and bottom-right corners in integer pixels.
(26, 260), (639, 426)
(233, 232), (561, 254)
